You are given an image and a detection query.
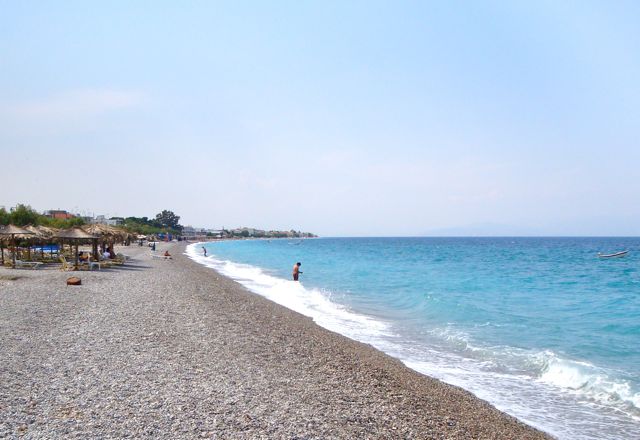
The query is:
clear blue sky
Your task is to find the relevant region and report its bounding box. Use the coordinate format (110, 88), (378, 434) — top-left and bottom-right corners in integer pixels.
(1, 1), (639, 236)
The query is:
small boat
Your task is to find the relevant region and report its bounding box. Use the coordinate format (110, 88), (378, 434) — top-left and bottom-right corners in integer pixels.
(597, 250), (629, 259)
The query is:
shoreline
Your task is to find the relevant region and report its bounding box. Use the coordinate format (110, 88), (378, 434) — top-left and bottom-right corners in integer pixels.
(0, 242), (550, 438)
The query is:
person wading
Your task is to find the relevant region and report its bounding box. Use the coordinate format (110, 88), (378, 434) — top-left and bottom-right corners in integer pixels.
(292, 262), (302, 281)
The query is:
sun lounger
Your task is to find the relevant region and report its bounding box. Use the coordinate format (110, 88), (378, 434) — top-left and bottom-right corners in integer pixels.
(15, 260), (43, 270)
(59, 255), (97, 271)
(98, 258), (116, 268)
(59, 256), (75, 271)
(110, 253), (128, 265)
(151, 254), (172, 260)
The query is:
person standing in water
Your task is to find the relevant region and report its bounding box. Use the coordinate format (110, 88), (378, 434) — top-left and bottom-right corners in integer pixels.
(202, 246), (207, 257)
(292, 262), (302, 281)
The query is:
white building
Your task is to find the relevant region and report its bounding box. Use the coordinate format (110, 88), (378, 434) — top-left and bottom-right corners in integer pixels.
(92, 215), (123, 226)
(182, 225), (208, 238)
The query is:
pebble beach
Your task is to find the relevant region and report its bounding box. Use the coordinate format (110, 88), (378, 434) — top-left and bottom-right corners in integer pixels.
(0, 242), (551, 439)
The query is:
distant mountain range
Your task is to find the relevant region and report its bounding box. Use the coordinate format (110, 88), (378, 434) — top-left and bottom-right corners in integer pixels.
(422, 216), (640, 236)
(423, 222), (545, 237)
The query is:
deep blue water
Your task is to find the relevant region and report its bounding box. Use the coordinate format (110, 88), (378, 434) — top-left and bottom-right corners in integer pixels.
(188, 237), (640, 439)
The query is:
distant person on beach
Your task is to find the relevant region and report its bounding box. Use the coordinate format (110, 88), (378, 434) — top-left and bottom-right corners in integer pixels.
(292, 262), (302, 281)
(164, 250), (171, 258)
(202, 246), (207, 257)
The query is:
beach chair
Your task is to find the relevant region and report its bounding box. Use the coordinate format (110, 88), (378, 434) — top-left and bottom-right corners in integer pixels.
(59, 255), (92, 271)
(98, 257), (116, 268)
(59, 256), (74, 271)
(111, 253), (128, 265)
(15, 260), (43, 270)
(88, 257), (101, 271)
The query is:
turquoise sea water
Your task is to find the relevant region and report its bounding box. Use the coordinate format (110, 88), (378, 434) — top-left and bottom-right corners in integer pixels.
(187, 237), (640, 439)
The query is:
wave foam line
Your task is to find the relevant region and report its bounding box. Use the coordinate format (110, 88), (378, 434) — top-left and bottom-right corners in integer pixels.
(185, 244), (395, 343)
(185, 244), (640, 439)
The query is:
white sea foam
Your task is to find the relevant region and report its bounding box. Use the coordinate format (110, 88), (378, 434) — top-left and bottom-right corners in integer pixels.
(421, 325), (640, 419)
(185, 243), (640, 440)
(538, 354), (640, 414)
(185, 244), (395, 343)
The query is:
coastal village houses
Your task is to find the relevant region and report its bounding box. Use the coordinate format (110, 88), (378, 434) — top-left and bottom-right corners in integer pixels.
(44, 209), (123, 226)
(44, 209), (75, 220)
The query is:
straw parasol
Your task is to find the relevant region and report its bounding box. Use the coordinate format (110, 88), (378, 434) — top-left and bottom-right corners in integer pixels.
(54, 228), (98, 268)
(24, 225), (60, 239)
(0, 224), (35, 267)
(23, 225), (60, 260)
(83, 223), (128, 238)
(23, 226), (44, 261)
(30, 225), (58, 238)
(83, 224), (130, 252)
(24, 225), (45, 239)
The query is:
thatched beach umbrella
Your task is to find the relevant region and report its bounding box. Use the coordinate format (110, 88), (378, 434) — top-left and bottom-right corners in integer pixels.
(24, 225), (46, 239)
(83, 224), (129, 253)
(0, 224), (35, 267)
(84, 224), (128, 240)
(28, 225), (57, 239)
(23, 225), (59, 260)
(54, 228), (98, 268)
(23, 226), (44, 260)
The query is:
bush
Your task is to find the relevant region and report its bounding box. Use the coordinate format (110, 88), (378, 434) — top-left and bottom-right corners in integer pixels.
(0, 205), (85, 228)
(9, 204), (39, 226)
(0, 208), (9, 225)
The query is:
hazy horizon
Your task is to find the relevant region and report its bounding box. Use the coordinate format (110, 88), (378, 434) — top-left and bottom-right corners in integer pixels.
(2, 2), (639, 236)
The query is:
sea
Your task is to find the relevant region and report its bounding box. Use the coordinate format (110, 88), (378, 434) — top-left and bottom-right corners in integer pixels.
(186, 237), (640, 440)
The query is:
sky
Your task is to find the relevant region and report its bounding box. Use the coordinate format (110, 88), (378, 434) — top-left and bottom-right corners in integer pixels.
(1, 1), (639, 236)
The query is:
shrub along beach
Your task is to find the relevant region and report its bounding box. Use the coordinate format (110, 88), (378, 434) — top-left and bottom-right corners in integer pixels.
(0, 240), (550, 438)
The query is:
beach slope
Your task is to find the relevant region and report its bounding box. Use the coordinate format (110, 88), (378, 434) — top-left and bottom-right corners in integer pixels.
(0, 243), (551, 438)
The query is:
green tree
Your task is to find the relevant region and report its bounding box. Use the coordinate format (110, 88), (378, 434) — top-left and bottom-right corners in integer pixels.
(126, 216), (150, 225)
(155, 210), (182, 231)
(36, 214), (85, 228)
(0, 208), (9, 225)
(10, 204), (39, 226)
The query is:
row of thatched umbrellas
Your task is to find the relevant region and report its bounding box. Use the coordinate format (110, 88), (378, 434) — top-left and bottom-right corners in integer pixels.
(0, 224), (136, 268)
